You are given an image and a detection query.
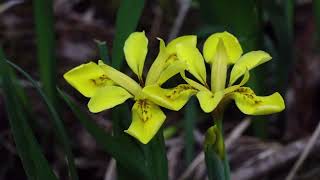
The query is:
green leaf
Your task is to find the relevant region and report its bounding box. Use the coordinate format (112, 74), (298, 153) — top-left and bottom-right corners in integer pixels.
(143, 128), (168, 180)
(95, 40), (110, 64)
(184, 97), (197, 164)
(7, 61), (79, 180)
(0, 48), (58, 180)
(205, 147), (225, 180)
(58, 90), (148, 178)
(111, 0), (145, 69)
(33, 0), (57, 106)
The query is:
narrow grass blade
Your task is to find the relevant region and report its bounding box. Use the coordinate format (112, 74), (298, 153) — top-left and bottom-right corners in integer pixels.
(184, 97), (197, 164)
(33, 0), (57, 106)
(0, 48), (58, 180)
(111, 0), (145, 69)
(7, 61), (79, 180)
(95, 40), (110, 64)
(59, 90), (148, 178)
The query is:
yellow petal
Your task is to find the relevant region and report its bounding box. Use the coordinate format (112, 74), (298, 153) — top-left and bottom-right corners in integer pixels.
(88, 86), (132, 113)
(157, 61), (187, 85)
(211, 39), (228, 92)
(125, 100), (166, 144)
(124, 31), (148, 79)
(226, 69), (250, 92)
(203, 31), (243, 64)
(180, 72), (208, 92)
(143, 84), (197, 111)
(229, 87), (285, 115)
(229, 51), (272, 86)
(166, 35), (197, 55)
(145, 38), (170, 86)
(176, 44), (207, 84)
(63, 62), (114, 97)
(196, 90), (224, 113)
(98, 61), (142, 96)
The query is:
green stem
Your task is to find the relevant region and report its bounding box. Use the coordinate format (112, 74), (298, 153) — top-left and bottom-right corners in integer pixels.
(213, 110), (230, 180)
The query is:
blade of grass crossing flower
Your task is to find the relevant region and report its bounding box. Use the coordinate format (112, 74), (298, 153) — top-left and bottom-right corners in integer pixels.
(111, 0), (145, 69)
(95, 40), (110, 64)
(33, 0), (57, 106)
(0, 48), (58, 180)
(7, 60), (79, 180)
(184, 97), (197, 164)
(59, 90), (148, 178)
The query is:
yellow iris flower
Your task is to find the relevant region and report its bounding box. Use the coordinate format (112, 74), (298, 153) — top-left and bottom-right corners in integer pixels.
(179, 31), (285, 115)
(63, 31), (197, 144)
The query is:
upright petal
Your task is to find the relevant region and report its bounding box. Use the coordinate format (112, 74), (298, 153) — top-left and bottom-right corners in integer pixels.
(125, 100), (166, 144)
(166, 35), (197, 55)
(228, 87), (285, 115)
(176, 44), (207, 85)
(229, 51), (271, 85)
(196, 90), (224, 113)
(211, 39), (228, 93)
(145, 38), (170, 86)
(88, 86), (132, 113)
(124, 31), (148, 79)
(143, 84), (197, 111)
(156, 61), (187, 85)
(64, 62), (113, 97)
(99, 61), (142, 96)
(203, 31), (243, 64)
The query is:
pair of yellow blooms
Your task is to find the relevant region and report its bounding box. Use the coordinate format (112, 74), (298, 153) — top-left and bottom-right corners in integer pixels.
(64, 31), (285, 144)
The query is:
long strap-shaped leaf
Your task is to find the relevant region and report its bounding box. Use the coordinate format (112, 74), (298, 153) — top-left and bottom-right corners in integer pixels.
(111, 0), (145, 69)
(0, 48), (58, 180)
(6, 60), (79, 180)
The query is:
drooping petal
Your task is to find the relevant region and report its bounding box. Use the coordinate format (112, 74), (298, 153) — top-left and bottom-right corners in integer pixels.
(88, 86), (132, 113)
(143, 84), (197, 111)
(124, 31), (148, 79)
(125, 100), (166, 144)
(176, 44), (207, 84)
(145, 38), (169, 86)
(166, 35), (197, 55)
(229, 51), (272, 85)
(203, 31), (243, 64)
(180, 72), (208, 92)
(196, 90), (224, 113)
(98, 61), (142, 96)
(229, 87), (285, 115)
(63, 62), (114, 97)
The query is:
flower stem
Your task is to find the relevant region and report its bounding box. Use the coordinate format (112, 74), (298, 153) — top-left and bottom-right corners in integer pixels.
(205, 108), (231, 180)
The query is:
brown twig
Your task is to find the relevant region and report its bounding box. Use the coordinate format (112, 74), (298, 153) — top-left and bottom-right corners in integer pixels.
(232, 136), (320, 180)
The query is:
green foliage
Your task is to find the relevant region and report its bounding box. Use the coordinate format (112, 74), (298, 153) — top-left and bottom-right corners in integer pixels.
(7, 61), (79, 180)
(33, 0), (57, 106)
(184, 97), (197, 164)
(0, 48), (58, 180)
(111, 0), (145, 69)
